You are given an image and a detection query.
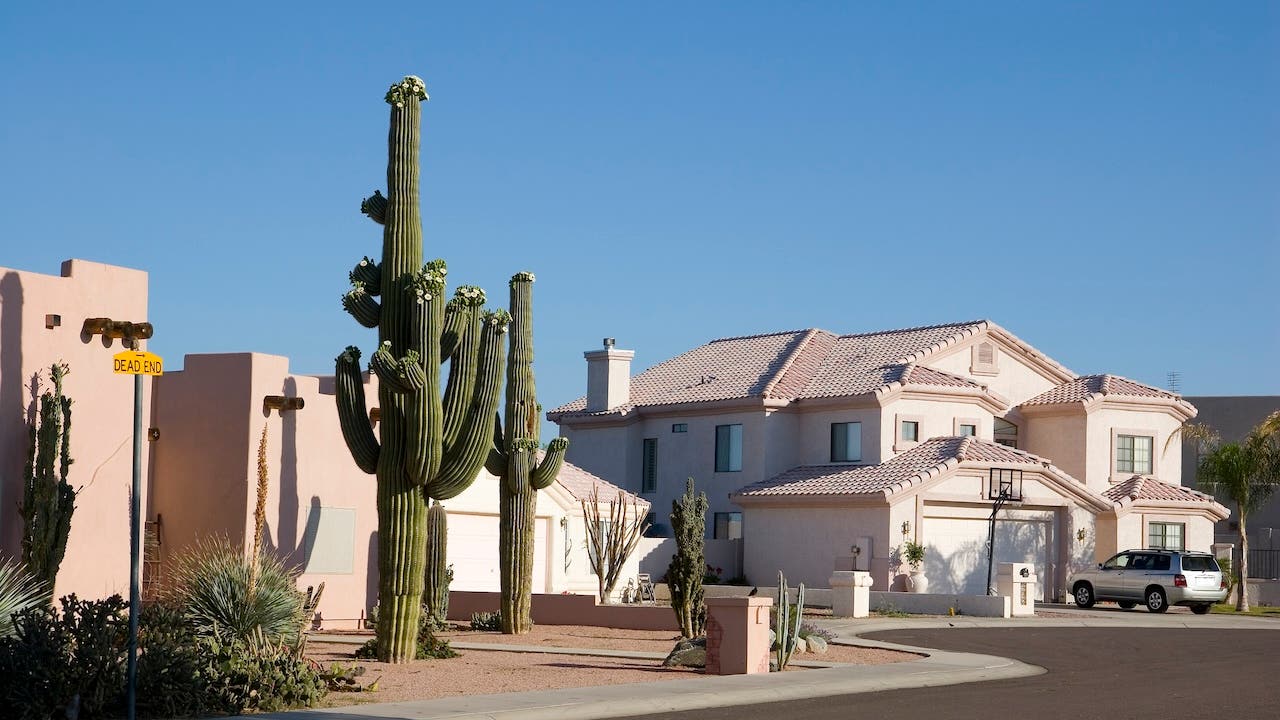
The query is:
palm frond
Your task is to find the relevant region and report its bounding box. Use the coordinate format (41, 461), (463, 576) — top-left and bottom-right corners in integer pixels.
(0, 558), (46, 638)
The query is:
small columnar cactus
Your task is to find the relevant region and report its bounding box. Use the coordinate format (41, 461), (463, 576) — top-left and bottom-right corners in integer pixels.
(335, 75), (507, 663)
(666, 478), (708, 639)
(773, 571), (805, 671)
(489, 272), (568, 634)
(20, 362), (76, 601)
(423, 500), (449, 625)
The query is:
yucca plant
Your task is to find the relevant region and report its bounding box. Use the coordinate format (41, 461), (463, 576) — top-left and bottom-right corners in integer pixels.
(0, 559), (45, 638)
(166, 537), (304, 644)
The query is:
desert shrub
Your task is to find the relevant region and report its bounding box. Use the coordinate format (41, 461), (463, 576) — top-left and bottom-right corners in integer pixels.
(0, 594), (128, 719)
(354, 629), (458, 661)
(798, 620), (835, 642)
(167, 536), (304, 644)
(136, 603), (208, 718)
(470, 610), (502, 631)
(0, 558), (46, 638)
(200, 630), (325, 713)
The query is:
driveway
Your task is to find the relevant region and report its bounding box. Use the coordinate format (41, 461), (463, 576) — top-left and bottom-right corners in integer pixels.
(628, 623), (1280, 720)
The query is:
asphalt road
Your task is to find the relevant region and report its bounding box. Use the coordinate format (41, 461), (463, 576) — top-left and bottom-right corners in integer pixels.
(626, 627), (1280, 720)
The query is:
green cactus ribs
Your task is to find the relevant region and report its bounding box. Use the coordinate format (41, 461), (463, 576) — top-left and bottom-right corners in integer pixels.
(20, 362), (77, 601)
(493, 271), (567, 634)
(334, 74), (504, 663)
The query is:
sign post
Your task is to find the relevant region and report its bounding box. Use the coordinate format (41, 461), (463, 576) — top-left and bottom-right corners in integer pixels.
(114, 348), (162, 720)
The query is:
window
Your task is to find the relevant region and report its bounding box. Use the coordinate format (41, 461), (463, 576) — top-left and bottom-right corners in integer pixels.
(994, 418), (1018, 448)
(672, 423), (688, 433)
(715, 424), (742, 472)
(714, 512), (743, 540)
(641, 438), (657, 493)
(958, 423), (977, 437)
(1148, 522), (1184, 551)
(1117, 434), (1154, 475)
(1101, 553), (1131, 570)
(830, 422), (862, 462)
(900, 420), (919, 442)
(586, 520), (611, 575)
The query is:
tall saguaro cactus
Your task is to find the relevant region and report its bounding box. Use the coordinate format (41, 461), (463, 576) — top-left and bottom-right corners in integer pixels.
(488, 273), (568, 634)
(20, 362), (76, 601)
(335, 75), (508, 663)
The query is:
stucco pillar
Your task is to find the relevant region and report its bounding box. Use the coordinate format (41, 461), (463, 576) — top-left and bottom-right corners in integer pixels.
(830, 570), (874, 618)
(997, 562), (1037, 617)
(704, 596), (772, 675)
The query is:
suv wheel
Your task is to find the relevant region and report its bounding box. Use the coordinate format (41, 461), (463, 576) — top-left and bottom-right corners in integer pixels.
(1145, 587), (1168, 613)
(1117, 601), (1136, 610)
(1190, 604), (1212, 615)
(1073, 583), (1095, 608)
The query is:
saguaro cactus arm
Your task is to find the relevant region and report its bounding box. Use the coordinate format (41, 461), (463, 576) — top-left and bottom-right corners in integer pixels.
(361, 190), (388, 225)
(342, 284), (381, 328)
(531, 437), (567, 490)
(335, 347), (379, 474)
(431, 310), (509, 499)
(370, 343), (427, 394)
(486, 413), (507, 476)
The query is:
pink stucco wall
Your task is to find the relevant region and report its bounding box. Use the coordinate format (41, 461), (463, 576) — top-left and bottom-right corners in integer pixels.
(150, 352), (380, 626)
(0, 260), (151, 600)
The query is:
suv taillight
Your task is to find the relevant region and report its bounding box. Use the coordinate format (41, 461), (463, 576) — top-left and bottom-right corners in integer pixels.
(1174, 574), (1187, 588)
(1221, 577), (1228, 590)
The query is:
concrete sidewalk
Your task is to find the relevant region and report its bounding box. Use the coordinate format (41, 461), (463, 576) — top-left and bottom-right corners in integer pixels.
(260, 609), (1278, 719)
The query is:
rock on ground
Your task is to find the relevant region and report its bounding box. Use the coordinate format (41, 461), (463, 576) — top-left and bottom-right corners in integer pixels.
(662, 637), (707, 668)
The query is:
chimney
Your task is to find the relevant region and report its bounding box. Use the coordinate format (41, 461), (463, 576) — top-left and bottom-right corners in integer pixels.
(584, 338), (634, 412)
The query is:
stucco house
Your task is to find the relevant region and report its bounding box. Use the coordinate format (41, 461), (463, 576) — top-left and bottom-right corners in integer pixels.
(548, 321), (1229, 601)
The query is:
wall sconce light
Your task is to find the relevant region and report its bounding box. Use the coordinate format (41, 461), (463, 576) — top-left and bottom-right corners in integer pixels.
(82, 317), (154, 348)
(148, 427), (160, 441)
(45, 314), (61, 329)
(560, 516), (568, 529)
(1076, 528), (1087, 543)
(369, 407), (381, 424)
(263, 396), (305, 413)
(901, 521), (911, 537)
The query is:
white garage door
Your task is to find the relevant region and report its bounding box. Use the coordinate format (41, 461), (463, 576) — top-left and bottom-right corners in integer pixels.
(447, 513), (549, 593)
(922, 516), (1051, 600)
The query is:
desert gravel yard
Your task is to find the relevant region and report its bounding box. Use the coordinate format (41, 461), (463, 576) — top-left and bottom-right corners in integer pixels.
(307, 624), (916, 709)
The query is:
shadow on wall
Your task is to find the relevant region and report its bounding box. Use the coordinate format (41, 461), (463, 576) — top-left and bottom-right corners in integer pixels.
(277, 377), (301, 567)
(917, 521), (1050, 596)
(0, 272), (24, 556)
(365, 530), (378, 618)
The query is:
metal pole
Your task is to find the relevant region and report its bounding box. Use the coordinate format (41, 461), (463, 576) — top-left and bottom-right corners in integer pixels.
(127, 371), (141, 720)
(986, 494), (1005, 596)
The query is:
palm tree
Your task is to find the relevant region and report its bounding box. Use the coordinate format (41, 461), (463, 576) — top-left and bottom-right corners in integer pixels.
(1194, 411), (1280, 612)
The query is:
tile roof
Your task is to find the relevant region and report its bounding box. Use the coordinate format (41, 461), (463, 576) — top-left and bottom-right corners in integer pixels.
(1021, 374), (1182, 407)
(552, 457), (650, 508)
(550, 321), (992, 417)
(1102, 475), (1218, 505)
(735, 437), (1051, 497)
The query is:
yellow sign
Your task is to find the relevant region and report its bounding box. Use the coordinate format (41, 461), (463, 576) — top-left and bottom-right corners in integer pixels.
(113, 350), (163, 376)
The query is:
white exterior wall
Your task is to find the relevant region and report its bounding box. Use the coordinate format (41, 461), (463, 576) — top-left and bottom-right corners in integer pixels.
(559, 422), (641, 492)
(1024, 410), (1088, 483)
(1084, 407), (1184, 492)
(796, 406), (882, 466)
(926, 336), (1060, 405)
(1113, 510), (1216, 555)
(441, 471), (560, 595)
(742, 504), (892, 589)
(880, 397), (991, 460)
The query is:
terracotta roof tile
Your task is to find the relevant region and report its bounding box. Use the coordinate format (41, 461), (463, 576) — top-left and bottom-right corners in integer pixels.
(735, 437), (1049, 497)
(551, 456), (650, 507)
(1102, 475), (1217, 505)
(549, 321), (989, 417)
(1021, 374), (1181, 407)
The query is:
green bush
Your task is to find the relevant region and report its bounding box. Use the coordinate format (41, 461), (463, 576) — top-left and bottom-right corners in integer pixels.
(200, 630), (326, 713)
(470, 610), (502, 631)
(0, 594), (128, 719)
(167, 537), (305, 644)
(354, 624), (459, 661)
(135, 603), (208, 718)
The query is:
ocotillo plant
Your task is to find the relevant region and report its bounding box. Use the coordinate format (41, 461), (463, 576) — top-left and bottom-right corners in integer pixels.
(335, 75), (508, 662)
(20, 362), (76, 601)
(488, 272), (567, 634)
(667, 478), (708, 638)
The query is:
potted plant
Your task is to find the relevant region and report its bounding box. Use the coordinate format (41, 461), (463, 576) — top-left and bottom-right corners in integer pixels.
(902, 539), (928, 593)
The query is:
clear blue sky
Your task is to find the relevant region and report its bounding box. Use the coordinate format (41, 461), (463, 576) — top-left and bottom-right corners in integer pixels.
(2, 2), (1277, 437)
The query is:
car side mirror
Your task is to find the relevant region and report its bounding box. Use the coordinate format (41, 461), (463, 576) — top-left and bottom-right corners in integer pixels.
(1097, 564), (1104, 570)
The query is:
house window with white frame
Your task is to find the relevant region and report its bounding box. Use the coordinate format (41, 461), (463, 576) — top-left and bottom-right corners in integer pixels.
(900, 420), (919, 443)
(830, 422), (862, 463)
(713, 511), (743, 540)
(958, 422), (977, 437)
(715, 424), (743, 472)
(1116, 434), (1154, 475)
(1148, 521), (1184, 551)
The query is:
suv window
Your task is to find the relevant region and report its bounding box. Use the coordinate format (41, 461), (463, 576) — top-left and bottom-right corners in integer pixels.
(1151, 555), (1170, 571)
(1130, 554), (1152, 571)
(1102, 554), (1131, 570)
(1181, 555), (1219, 572)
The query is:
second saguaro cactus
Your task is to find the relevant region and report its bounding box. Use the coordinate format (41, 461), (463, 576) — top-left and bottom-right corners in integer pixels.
(488, 273), (567, 634)
(335, 75), (507, 663)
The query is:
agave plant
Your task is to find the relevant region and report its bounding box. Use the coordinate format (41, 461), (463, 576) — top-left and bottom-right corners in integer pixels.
(166, 537), (304, 644)
(0, 558), (45, 638)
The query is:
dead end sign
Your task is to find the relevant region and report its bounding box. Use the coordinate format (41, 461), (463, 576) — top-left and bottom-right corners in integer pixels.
(113, 350), (163, 376)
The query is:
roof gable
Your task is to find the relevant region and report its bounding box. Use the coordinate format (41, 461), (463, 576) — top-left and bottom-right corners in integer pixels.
(1020, 374), (1196, 418)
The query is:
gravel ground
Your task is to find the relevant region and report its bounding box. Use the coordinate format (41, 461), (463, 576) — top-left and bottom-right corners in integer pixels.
(308, 624), (915, 709)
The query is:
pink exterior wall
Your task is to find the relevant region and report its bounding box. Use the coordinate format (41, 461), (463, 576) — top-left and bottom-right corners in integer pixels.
(150, 352), (380, 627)
(447, 590), (677, 631)
(0, 260), (151, 600)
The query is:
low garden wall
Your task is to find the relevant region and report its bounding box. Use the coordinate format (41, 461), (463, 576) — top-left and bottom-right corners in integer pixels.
(448, 591), (678, 631)
(868, 591), (1011, 618)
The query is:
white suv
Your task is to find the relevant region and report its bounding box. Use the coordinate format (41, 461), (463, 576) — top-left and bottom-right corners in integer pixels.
(1069, 549), (1227, 614)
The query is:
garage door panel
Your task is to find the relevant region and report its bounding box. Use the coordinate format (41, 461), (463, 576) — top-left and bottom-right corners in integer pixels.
(446, 513), (549, 593)
(923, 517), (1050, 599)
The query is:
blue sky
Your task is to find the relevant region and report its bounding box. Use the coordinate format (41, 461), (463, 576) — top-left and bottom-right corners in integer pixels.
(2, 2), (1276, 436)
